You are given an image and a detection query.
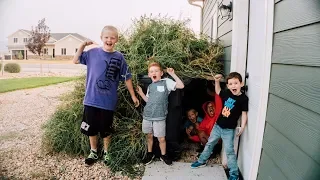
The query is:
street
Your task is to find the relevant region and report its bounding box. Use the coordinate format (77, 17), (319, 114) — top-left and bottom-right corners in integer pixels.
(18, 63), (86, 74)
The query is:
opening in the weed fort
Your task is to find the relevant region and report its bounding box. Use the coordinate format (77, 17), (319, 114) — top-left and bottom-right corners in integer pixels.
(138, 74), (224, 160)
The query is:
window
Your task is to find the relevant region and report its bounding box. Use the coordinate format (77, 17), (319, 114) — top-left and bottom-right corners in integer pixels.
(43, 48), (48, 55)
(61, 48), (66, 55)
(13, 38), (18, 43)
(23, 38), (28, 43)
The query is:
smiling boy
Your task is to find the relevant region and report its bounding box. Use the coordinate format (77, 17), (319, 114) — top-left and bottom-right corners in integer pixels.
(73, 25), (139, 166)
(191, 72), (249, 180)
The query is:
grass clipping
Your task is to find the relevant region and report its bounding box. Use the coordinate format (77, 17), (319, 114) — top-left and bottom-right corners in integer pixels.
(43, 16), (224, 177)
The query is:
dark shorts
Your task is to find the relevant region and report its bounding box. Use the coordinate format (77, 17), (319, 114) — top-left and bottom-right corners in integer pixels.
(80, 105), (114, 138)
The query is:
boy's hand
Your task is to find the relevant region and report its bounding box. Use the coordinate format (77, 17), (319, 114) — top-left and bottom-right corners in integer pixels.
(236, 126), (245, 136)
(136, 85), (143, 94)
(214, 74), (223, 82)
(131, 95), (140, 107)
(166, 68), (175, 76)
(82, 41), (94, 47)
(186, 128), (191, 136)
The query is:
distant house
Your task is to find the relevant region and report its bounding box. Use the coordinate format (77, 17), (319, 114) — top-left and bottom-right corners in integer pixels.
(7, 29), (96, 60)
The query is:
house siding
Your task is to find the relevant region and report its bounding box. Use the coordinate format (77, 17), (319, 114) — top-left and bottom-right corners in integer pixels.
(257, 0), (320, 180)
(7, 30), (29, 45)
(55, 35), (83, 56)
(202, 0), (232, 74)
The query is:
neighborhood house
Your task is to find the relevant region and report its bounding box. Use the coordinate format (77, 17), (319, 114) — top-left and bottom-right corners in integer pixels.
(6, 29), (94, 60)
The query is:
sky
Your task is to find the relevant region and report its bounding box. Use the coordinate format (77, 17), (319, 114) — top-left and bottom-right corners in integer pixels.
(0, 0), (201, 51)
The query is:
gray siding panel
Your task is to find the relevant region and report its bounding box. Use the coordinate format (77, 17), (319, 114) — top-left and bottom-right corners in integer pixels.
(266, 94), (320, 164)
(259, 0), (320, 179)
(263, 124), (320, 180)
(274, 0), (320, 32)
(202, 0), (218, 34)
(218, 32), (232, 47)
(217, 20), (232, 38)
(223, 60), (231, 75)
(272, 22), (320, 67)
(269, 64), (320, 115)
(223, 46), (231, 60)
(257, 152), (288, 180)
(221, 46), (231, 75)
(202, 0), (232, 74)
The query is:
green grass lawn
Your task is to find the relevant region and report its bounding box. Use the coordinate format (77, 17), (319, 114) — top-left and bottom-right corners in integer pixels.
(0, 76), (80, 93)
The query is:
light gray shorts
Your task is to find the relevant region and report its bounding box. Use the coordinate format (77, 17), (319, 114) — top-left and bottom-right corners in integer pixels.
(142, 119), (166, 137)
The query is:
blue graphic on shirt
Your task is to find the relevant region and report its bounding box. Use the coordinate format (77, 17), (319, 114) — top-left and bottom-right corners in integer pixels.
(96, 57), (121, 92)
(222, 97), (236, 118)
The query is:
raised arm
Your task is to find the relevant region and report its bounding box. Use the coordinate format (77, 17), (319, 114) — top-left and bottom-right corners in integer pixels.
(73, 41), (93, 64)
(166, 68), (184, 89)
(214, 74), (223, 95)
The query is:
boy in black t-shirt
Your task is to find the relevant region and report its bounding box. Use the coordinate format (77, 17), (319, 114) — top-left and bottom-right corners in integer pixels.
(191, 72), (249, 180)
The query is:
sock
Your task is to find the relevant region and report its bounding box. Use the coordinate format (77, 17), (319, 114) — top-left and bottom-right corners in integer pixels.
(91, 148), (97, 153)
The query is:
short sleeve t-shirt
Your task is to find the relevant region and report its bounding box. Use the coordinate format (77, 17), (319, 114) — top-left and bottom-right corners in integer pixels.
(216, 89), (249, 129)
(146, 78), (176, 97)
(184, 117), (203, 128)
(79, 47), (132, 111)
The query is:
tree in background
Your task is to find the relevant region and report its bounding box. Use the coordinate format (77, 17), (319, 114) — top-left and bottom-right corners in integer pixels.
(26, 18), (50, 58)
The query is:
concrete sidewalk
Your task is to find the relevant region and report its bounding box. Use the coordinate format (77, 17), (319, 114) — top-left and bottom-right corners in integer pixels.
(143, 161), (227, 180)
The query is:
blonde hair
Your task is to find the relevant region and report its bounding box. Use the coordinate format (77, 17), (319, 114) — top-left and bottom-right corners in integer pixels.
(187, 109), (197, 114)
(148, 62), (163, 71)
(101, 25), (119, 38)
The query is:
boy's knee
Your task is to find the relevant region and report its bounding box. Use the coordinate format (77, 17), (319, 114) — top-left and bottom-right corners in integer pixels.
(147, 134), (153, 139)
(158, 137), (166, 143)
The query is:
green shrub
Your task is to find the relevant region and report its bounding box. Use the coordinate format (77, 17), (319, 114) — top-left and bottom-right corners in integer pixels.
(4, 63), (21, 73)
(43, 15), (224, 178)
(0, 63), (2, 71)
(42, 76), (88, 155)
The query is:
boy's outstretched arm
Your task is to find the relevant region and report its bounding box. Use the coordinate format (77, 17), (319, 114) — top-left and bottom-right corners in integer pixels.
(166, 68), (184, 89)
(237, 111), (248, 136)
(136, 85), (148, 102)
(125, 79), (140, 107)
(214, 74), (223, 95)
(73, 41), (93, 64)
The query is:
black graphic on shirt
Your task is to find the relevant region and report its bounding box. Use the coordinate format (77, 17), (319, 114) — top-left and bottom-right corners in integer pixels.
(96, 57), (121, 92)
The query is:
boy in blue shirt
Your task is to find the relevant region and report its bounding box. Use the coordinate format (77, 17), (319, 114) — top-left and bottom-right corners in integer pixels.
(73, 25), (139, 166)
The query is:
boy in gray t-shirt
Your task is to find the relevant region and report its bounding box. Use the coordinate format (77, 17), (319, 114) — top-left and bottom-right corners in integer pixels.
(137, 62), (184, 165)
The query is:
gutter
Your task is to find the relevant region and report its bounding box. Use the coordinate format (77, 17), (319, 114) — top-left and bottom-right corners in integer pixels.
(187, 0), (204, 34)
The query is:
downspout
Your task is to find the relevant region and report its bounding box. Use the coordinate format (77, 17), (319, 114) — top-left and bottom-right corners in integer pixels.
(188, 0), (204, 34)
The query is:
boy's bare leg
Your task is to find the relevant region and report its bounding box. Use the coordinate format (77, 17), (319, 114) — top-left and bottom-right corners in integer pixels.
(103, 135), (111, 151)
(89, 136), (98, 150)
(85, 135), (99, 166)
(158, 137), (166, 155)
(147, 133), (153, 152)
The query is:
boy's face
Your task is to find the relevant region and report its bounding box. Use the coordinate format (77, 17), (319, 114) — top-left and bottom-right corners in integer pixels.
(207, 102), (215, 117)
(227, 77), (243, 95)
(100, 30), (118, 52)
(148, 66), (163, 82)
(187, 110), (198, 123)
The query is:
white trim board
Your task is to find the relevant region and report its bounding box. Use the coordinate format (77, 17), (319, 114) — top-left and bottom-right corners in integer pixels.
(237, 0), (274, 179)
(230, 0), (249, 78)
(248, 0), (274, 179)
